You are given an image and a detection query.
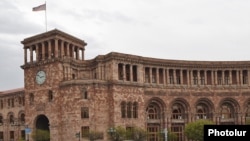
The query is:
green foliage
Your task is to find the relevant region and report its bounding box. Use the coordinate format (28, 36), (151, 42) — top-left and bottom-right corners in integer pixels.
(157, 130), (177, 141)
(130, 127), (147, 141)
(108, 126), (147, 141)
(184, 119), (214, 141)
(83, 131), (104, 141)
(245, 118), (250, 125)
(18, 138), (25, 141)
(31, 129), (50, 141)
(167, 131), (178, 141)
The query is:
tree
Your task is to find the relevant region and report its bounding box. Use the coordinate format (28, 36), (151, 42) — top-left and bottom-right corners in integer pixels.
(184, 119), (214, 141)
(108, 126), (148, 141)
(130, 127), (147, 141)
(108, 126), (127, 141)
(83, 131), (104, 141)
(31, 129), (50, 141)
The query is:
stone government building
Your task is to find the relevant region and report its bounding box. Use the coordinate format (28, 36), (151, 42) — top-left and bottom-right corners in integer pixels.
(1, 29), (250, 141)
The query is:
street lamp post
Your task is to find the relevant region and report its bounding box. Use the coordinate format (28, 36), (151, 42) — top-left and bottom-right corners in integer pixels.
(107, 127), (116, 141)
(75, 132), (80, 141)
(11, 120), (25, 141)
(161, 128), (168, 141)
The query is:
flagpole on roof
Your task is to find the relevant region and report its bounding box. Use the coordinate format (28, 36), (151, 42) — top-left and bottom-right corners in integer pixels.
(45, 1), (47, 32)
(32, 1), (47, 32)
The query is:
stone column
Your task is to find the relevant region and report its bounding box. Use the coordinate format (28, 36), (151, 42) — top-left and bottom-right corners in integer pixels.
(72, 45), (75, 59)
(30, 46), (33, 63)
(82, 48), (85, 60)
(130, 65), (133, 82)
(149, 67), (152, 83)
(204, 70), (207, 85)
(180, 69), (183, 85)
(123, 64), (126, 81)
(229, 70), (232, 85)
(197, 70), (200, 85)
(187, 70), (190, 86)
(248, 70), (250, 86)
(173, 69), (176, 85)
(239, 70), (243, 85)
(215, 70), (218, 85)
(48, 40), (51, 59)
(166, 69), (169, 85)
(61, 40), (65, 58)
(156, 68), (159, 84)
(55, 39), (58, 58)
(211, 70), (214, 85)
(35, 44), (39, 61)
(190, 70), (193, 86)
(76, 47), (79, 60)
(236, 70), (240, 85)
(42, 42), (45, 60)
(24, 47), (27, 64)
(66, 43), (70, 57)
(222, 70), (225, 85)
(163, 68), (166, 85)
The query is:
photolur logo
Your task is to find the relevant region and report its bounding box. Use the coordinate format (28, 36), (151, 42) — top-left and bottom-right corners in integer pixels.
(204, 125), (250, 141)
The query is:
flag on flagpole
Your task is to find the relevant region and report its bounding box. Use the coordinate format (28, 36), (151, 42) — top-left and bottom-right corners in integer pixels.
(32, 3), (46, 11)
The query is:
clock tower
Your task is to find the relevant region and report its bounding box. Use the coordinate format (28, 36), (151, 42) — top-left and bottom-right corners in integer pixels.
(21, 29), (87, 141)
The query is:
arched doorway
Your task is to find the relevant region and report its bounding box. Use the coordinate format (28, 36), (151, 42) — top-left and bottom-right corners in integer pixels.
(146, 98), (166, 141)
(35, 115), (50, 141)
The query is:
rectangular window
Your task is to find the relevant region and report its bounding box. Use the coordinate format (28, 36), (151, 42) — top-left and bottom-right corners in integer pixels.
(11, 98), (14, 107)
(152, 68), (156, 83)
(0, 132), (3, 140)
(193, 76), (198, 85)
(81, 126), (89, 137)
(243, 70), (248, 84)
(145, 67), (150, 83)
(132, 65), (137, 82)
(10, 131), (14, 139)
(126, 65), (130, 81)
(81, 107), (89, 118)
(21, 130), (25, 140)
(159, 69), (164, 84)
(0, 100), (3, 109)
(118, 63), (123, 80)
(200, 77), (205, 85)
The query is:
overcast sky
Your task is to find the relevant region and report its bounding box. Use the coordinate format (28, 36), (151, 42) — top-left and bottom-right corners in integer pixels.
(1, 0), (250, 90)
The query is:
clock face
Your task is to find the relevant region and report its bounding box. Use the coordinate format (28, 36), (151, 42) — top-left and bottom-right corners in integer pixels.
(36, 70), (46, 84)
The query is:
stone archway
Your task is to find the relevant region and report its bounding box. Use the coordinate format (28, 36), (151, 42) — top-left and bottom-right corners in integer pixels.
(146, 98), (166, 141)
(35, 115), (50, 141)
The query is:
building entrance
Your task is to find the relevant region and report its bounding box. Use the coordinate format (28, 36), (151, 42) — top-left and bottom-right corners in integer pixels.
(35, 115), (50, 141)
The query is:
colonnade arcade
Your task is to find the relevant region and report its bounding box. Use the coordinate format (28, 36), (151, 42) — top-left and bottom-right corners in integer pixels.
(144, 67), (249, 86)
(145, 97), (250, 141)
(23, 38), (85, 64)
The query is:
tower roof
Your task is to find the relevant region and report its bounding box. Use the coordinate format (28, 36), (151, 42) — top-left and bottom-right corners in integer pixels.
(21, 29), (87, 47)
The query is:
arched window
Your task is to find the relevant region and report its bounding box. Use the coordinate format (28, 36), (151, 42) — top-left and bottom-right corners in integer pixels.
(9, 114), (14, 124)
(172, 105), (183, 119)
(196, 105), (207, 119)
(20, 113), (25, 124)
(29, 93), (34, 105)
(48, 90), (53, 102)
(121, 101), (126, 118)
(127, 102), (132, 118)
(221, 104), (233, 119)
(147, 103), (161, 119)
(133, 102), (138, 118)
(0, 115), (3, 125)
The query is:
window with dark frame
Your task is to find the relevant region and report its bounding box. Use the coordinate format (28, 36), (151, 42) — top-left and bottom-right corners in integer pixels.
(48, 90), (53, 102)
(81, 126), (89, 137)
(81, 107), (89, 118)
(29, 93), (34, 105)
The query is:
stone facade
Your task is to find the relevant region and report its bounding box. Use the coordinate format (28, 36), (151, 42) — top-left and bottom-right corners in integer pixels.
(1, 29), (250, 141)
